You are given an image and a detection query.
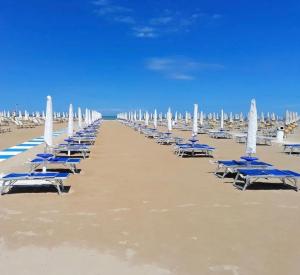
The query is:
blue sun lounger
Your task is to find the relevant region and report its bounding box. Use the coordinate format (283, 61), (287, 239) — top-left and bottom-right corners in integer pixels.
(175, 143), (215, 157)
(29, 157), (81, 173)
(215, 160), (273, 178)
(54, 146), (90, 159)
(233, 169), (300, 191)
(0, 172), (69, 195)
(71, 136), (96, 144)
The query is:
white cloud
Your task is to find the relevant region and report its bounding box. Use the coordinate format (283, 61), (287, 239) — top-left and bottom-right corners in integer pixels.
(92, 0), (110, 6)
(146, 57), (224, 80)
(150, 16), (173, 25)
(170, 73), (195, 80)
(113, 16), (135, 24)
(133, 27), (157, 38)
(91, 1), (222, 38)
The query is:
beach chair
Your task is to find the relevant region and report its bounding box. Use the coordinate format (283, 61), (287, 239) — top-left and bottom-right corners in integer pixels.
(283, 144), (300, 155)
(53, 145), (90, 159)
(175, 143), (215, 157)
(29, 156), (81, 173)
(71, 136), (96, 145)
(209, 130), (231, 139)
(0, 172), (69, 195)
(233, 169), (300, 191)
(156, 134), (183, 145)
(256, 136), (273, 146)
(215, 160), (273, 178)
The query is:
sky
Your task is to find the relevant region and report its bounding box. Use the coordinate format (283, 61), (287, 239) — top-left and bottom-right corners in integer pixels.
(0, 0), (300, 115)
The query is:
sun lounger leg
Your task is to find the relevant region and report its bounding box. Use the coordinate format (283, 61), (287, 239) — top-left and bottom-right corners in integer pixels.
(243, 178), (250, 191)
(233, 172), (240, 187)
(1, 180), (6, 195)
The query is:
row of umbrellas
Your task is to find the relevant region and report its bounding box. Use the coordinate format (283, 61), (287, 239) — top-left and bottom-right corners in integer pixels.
(117, 110), (298, 125)
(118, 99), (267, 157)
(43, 96), (101, 150)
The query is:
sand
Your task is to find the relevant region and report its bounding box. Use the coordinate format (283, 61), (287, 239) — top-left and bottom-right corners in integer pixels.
(0, 120), (300, 275)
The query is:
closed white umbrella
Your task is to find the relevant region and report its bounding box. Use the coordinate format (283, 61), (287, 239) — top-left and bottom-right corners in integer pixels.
(285, 110), (290, 125)
(68, 104), (74, 137)
(44, 95), (53, 150)
(199, 111), (204, 126)
(85, 108), (89, 126)
(145, 111), (149, 126)
(78, 107), (82, 129)
(229, 112), (233, 123)
(246, 99), (258, 156)
(220, 109), (224, 130)
(153, 109), (157, 129)
(271, 112), (276, 121)
(261, 112), (265, 123)
(167, 107), (172, 132)
(192, 104), (198, 136)
(185, 111), (189, 125)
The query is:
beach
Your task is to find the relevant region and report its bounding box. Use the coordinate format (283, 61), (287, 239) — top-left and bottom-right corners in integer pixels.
(0, 120), (300, 275)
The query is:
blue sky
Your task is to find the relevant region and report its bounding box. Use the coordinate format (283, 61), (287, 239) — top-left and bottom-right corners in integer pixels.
(0, 0), (300, 115)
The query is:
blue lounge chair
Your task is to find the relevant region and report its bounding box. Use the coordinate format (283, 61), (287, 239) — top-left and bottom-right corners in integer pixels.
(53, 146), (90, 159)
(215, 160), (273, 178)
(0, 172), (69, 195)
(29, 156), (81, 173)
(71, 136), (96, 145)
(233, 169), (300, 191)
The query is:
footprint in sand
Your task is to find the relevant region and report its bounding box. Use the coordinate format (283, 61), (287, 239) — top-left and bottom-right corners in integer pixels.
(40, 210), (59, 214)
(111, 208), (131, 213)
(177, 203), (197, 208)
(212, 204), (232, 208)
(278, 204), (299, 209)
(37, 217), (53, 223)
(125, 248), (136, 259)
(243, 202), (261, 206)
(76, 212), (97, 216)
(149, 209), (169, 213)
(1, 209), (22, 215)
(209, 265), (240, 275)
(14, 231), (38, 237)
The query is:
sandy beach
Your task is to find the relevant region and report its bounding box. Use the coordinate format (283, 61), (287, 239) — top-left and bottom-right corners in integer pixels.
(0, 120), (300, 275)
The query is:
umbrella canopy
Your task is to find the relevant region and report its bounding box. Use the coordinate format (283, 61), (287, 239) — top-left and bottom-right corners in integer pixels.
(44, 96), (53, 148)
(246, 99), (258, 155)
(68, 104), (74, 137)
(153, 109), (157, 129)
(192, 104), (198, 136)
(78, 107), (82, 129)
